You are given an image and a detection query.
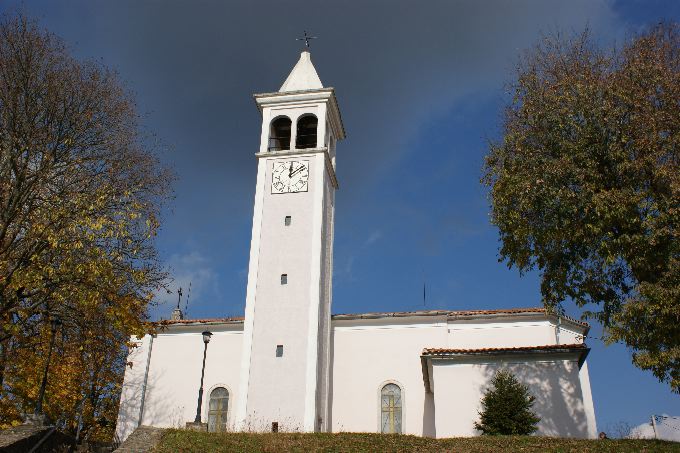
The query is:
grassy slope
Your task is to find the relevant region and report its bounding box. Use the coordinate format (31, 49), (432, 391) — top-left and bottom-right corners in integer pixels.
(154, 429), (679, 452)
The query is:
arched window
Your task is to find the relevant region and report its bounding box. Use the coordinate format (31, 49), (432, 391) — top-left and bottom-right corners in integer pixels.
(380, 383), (402, 434)
(269, 116), (291, 151)
(208, 387), (229, 432)
(296, 114), (318, 149)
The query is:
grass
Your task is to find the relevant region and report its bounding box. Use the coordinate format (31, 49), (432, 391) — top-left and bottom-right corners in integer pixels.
(154, 429), (680, 452)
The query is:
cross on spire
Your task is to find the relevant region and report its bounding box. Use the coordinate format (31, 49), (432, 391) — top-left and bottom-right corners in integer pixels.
(296, 31), (317, 48)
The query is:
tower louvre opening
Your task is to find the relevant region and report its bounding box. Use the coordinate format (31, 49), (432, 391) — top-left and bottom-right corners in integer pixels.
(269, 116), (292, 151)
(296, 114), (318, 149)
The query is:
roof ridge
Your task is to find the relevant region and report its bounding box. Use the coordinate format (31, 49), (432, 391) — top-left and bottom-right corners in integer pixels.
(422, 343), (587, 356)
(332, 307), (544, 317)
(154, 316), (244, 326)
(331, 307), (589, 327)
(151, 308), (589, 328)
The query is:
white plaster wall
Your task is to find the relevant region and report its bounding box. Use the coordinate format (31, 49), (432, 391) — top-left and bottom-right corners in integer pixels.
(117, 315), (593, 440)
(448, 319), (556, 349)
(431, 355), (591, 438)
(447, 318), (585, 349)
(578, 361), (598, 437)
(329, 316), (591, 437)
(302, 145), (331, 431)
(242, 147), (331, 431)
(557, 326), (584, 345)
(330, 318), (447, 435)
(315, 175), (334, 431)
(235, 156), (267, 430)
(240, 88), (339, 432)
(136, 326), (243, 431)
(115, 335), (151, 442)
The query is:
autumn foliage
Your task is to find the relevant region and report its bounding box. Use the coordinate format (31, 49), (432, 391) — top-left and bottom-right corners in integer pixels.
(484, 24), (679, 391)
(0, 15), (172, 440)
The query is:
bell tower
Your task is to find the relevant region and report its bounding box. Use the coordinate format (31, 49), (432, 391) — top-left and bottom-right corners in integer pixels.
(235, 49), (345, 432)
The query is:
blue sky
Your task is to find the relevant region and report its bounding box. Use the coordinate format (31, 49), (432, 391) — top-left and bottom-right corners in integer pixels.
(5, 0), (679, 435)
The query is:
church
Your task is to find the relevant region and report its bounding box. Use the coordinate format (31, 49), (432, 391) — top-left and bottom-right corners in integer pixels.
(114, 49), (597, 441)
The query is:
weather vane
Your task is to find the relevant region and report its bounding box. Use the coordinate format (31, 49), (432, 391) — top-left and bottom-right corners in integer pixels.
(296, 30), (317, 48)
(176, 287), (183, 310)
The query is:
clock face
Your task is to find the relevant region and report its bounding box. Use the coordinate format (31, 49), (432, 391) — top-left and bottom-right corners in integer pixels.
(271, 160), (309, 194)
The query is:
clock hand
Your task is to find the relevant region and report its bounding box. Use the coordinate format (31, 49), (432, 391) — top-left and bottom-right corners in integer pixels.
(290, 164), (306, 177)
(289, 162), (293, 178)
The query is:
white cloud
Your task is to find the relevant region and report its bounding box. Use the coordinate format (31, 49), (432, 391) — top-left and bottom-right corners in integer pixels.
(364, 230), (383, 246)
(339, 230), (382, 282)
(343, 255), (355, 277)
(152, 251), (219, 319)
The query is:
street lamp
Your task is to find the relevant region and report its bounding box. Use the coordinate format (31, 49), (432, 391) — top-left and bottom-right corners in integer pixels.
(34, 316), (62, 420)
(193, 331), (212, 424)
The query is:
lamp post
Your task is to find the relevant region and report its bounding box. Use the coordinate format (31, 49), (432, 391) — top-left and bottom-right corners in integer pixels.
(34, 316), (62, 419)
(193, 331), (212, 424)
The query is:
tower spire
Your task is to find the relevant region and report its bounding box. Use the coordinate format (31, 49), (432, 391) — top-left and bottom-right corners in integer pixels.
(279, 48), (323, 92)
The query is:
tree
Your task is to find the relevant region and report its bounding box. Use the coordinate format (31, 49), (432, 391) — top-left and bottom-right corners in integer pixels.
(0, 14), (172, 440)
(474, 369), (540, 435)
(483, 24), (680, 391)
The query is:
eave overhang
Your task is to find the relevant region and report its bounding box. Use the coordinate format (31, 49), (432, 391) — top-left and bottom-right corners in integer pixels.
(152, 317), (244, 334)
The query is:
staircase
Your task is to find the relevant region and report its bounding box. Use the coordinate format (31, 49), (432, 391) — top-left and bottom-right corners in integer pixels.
(0, 424), (73, 452)
(114, 426), (166, 453)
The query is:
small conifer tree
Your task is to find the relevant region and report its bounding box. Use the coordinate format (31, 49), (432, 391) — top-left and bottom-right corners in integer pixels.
(474, 369), (540, 435)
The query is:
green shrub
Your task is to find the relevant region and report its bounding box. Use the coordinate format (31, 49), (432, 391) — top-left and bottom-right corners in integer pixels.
(474, 369), (540, 435)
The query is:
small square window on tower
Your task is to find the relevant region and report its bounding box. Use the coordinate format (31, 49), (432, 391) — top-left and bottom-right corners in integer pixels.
(280, 274), (288, 285)
(284, 215), (291, 226)
(276, 345), (283, 357)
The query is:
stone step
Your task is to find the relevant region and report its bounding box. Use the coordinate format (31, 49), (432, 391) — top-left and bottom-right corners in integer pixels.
(114, 426), (166, 453)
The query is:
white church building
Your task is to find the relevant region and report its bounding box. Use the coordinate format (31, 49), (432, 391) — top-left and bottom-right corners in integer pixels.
(115, 49), (597, 441)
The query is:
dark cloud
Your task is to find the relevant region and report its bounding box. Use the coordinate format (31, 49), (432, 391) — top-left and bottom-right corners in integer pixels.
(18, 1), (623, 190)
(3, 0), (625, 311)
(2, 0), (626, 311)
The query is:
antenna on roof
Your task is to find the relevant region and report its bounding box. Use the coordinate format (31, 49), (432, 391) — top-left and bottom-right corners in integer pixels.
(422, 269), (427, 309)
(184, 282), (192, 316)
(423, 280), (427, 308)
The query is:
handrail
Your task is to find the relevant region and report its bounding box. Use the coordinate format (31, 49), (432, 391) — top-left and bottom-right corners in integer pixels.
(268, 136), (291, 151)
(267, 134), (322, 151)
(296, 133), (317, 149)
(28, 426), (56, 453)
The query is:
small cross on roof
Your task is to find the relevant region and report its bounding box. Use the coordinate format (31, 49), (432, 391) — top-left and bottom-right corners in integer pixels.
(296, 31), (317, 48)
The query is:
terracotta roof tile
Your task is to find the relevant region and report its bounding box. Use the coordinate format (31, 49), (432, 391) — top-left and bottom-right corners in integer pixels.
(331, 307), (544, 319)
(421, 343), (587, 356)
(553, 313), (590, 327)
(332, 307), (589, 328)
(155, 317), (244, 326)
(450, 308), (590, 328)
(451, 307), (545, 316)
(152, 308), (589, 329)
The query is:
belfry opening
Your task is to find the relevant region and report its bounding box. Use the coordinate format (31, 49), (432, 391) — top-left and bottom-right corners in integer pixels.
(269, 116), (292, 151)
(296, 114), (318, 149)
